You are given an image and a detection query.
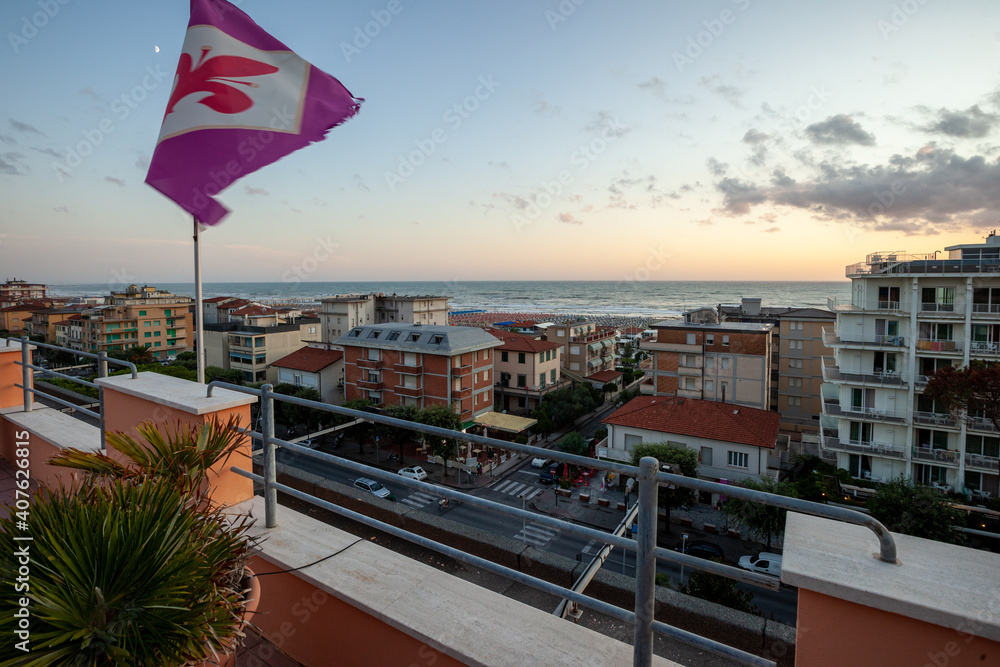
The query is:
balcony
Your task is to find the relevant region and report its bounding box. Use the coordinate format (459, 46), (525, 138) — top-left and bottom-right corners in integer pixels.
(452, 386), (472, 399)
(677, 364), (701, 376)
(972, 303), (1000, 318)
(822, 397), (906, 424)
(822, 328), (907, 349)
(911, 410), (959, 428)
(966, 452), (1000, 472)
(911, 446), (959, 465)
(451, 364), (473, 376)
(821, 433), (907, 459)
(968, 416), (999, 434)
(919, 302), (962, 316)
(356, 358), (383, 370)
(822, 356), (906, 387)
(356, 379), (383, 391)
(915, 339), (963, 353)
(970, 340), (1000, 357)
(393, 362), (422, 374)
(393, 385), (422, 398)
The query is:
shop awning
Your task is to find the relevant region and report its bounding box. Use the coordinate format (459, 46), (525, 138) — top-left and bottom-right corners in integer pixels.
(472, 411), (537, 434)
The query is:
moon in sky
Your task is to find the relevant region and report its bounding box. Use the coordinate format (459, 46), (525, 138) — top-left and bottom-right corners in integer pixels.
(154, 45), (160, 53)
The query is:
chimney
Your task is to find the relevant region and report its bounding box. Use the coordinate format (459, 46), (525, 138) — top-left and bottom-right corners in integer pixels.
(721, 383), (726, 404)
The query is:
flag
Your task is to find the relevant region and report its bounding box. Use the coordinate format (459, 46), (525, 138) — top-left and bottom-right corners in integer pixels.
(145, 0), (362, 224)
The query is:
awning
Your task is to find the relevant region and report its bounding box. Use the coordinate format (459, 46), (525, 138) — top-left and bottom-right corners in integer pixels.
(472, 411), (538, 434)
(588, 358), (601, 367)
(459, 420), (477, 431)
(602, 354), (615, 364)
(601, 339), (613, 349)
(588, 342), (602, 351)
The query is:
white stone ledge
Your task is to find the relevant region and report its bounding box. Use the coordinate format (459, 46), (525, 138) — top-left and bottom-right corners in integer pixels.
(96, 372), (256, 415)
(782, 512), (1000, 642)
(2, 406), (101, 451)
(244, 497), (678, 667)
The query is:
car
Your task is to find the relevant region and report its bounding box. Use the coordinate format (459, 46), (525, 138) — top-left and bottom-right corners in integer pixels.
(674, 540), (725, 562)
(738, 552), (783, 576)
(398, 466), (427, 481)
(296, 438), (317, 449)
(354, 478), (395, 501)
(539, 465), (559, 484)
(531, 457), (552, 468)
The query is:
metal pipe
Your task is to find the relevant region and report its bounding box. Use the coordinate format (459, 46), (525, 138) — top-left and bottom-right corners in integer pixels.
(14, 384), (100, 420)
(97, 351), (107, 450)
(633, 456), (658, 667)
(20, 337), (32, 412)
(260, 383), (277, 528)
(193, 216), (205, 384)
(17, 337), (138, 378)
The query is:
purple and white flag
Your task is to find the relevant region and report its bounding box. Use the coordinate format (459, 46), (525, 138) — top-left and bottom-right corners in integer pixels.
(146, 0), (362, 225)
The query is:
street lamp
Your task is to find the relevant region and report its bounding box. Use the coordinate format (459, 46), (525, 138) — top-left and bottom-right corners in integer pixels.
(519, 493), (527, 544)
(680, 532), (689, 583)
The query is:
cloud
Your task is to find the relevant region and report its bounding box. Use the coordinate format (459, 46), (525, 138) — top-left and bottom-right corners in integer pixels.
(0, 133), (18, 146)
(78, 87), (106, 107)
(104, 176), (125, 187)
(698, 75), (747, 109)
(135, 155), (150, 171)
(706, 157), (728, 177)
(763, 227), (780, 233)
(351, 173), (370, 192)
(244, 186), (268, 196)
(636, 77), (666, 96)
(583, 111), (629, 138)
(924, 105), (998, 138)
(695, 217), (713, 226)
(715, 177), (767, 216)
(488, 161), (510, 170)
(0, 152), (25, 175)
(805, 114), (875, 146)
(742, 129), (770, 144)
(9, 119), (43, 136)
(31, 147), (62, 158)
(771, 168), (795, 187)
(494, 192), (531, 210)
(557, 212), (582, 224)
(53, 206), (68, 213)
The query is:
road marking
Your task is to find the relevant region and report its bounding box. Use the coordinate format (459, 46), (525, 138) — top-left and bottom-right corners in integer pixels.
(493, 480), (515, 493)
(399, 491), (437, 509)
(516, 521), (560, 547)
(524, 488), (543, 501)
(506, 482), (527, 496)
(581, 539), (597, 555)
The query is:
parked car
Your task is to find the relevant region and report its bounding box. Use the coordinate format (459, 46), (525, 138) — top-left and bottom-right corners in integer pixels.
(674, 540), (725, 562)
(398, 466), (427, 481)
(539, 466), (559, 484)
(738, 552), (783, 576)
(354, 478), (395, 501)
(297, 439), (317, 449)
(531, 457), (551, 468)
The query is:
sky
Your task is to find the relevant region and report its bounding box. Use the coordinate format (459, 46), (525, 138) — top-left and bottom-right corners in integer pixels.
(2, 0), (1000, 285)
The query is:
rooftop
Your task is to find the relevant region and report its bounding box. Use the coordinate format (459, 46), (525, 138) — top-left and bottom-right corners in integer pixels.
(586, 370), (624, 383)
(651, 321), (774, 333)
(603, 396), (779, 449)
(486, 328), (562, 353)
(337, 324), (503, 354)
(269, 346), (343, 373)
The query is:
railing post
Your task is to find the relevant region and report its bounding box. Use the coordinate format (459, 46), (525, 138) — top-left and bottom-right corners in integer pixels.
(633, 456), (658, 667)
(261, 383), (277, 528)
(97, 351), (108, 450)
(20, 336), (32, 412)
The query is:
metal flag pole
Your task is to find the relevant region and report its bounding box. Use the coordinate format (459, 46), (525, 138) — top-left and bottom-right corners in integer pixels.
(193, 215), (205, 384)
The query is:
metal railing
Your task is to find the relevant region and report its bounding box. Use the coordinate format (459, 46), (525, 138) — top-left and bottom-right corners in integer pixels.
(207, 381), (900, 667)
(6, 336), (137, 448)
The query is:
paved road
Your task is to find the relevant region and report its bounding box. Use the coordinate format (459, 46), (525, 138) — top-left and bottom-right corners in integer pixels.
(275, 445), (798, 625)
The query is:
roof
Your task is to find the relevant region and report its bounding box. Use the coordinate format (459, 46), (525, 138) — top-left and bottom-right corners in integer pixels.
(603, 396), (779, 449)
(336, 324), (503, 354)
(486, 328), (561, 353)
(586, 370), (623, 383)
(781, 307), (836, 320)
(203, 296), (235, 304)
(472, 411), (537, 433)
(651, 320), (773, 333)
(230, 305), (278, 317)
(217, 299), (251, 310)
(270, 347), (344, 373)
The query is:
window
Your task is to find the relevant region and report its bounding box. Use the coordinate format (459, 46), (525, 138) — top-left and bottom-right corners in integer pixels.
(700, 446), (713, 466)
(789, 340), (804, 351)
(144, 332), (151, 338)
(539, 373), (546, 387)
(721, 380), (730, 396)
(139, 310), (146, 316)
(788, 396), (802, 407)
(348, 329), (360, 337)
(430, 334), (445, 345)
(706, 357), (714, 369)
(722, 335), (729, 346)
(550, 369), (556, 383)
(788, 377), (802, 388)
(154, 331), (161, 337)
(483, 349), (489, 359)
(705, 380), (714, 392)
(789, 321), (804, 331)
(706, 334), (714, 345)
(517, 374), (527, 388)
(386, 331), (400, 341)
(570, 345), (580, 355)
(144, 321), (151, 327)
(368, 348), (381, 361)
(153, 321), (160, 326)
(686, 333), (696, 345)
(721, 358), (730, 370)
(728, 451), (749, 468)
(788, 358), (804, 370)
(407, 332), (420, 342)
(501, 351), (509, 362)
(518, 352), (526, 364)
(368, 329), (381, 338)
(684, 377), (695, 390)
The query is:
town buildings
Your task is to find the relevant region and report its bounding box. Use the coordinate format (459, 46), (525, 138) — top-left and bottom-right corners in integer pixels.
(486, 327), (567, 415)
(0, 301), (50, 334)
(822, 236), (1000, 500)
(204, 318), (321, 383)
(320, 293), (450, 342)
(269, 344), (345, 404)
(336, 323), (502, 424)
(0, 278), (46, 303)
(541, 318), (617, 378)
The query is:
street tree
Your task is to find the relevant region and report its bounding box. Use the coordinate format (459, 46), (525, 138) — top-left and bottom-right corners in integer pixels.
(416, 405), (462, 477)
(378, 403), (420, 459)
(925, 360), (1000, 431)
(629, 442), (698, 535)
(721, 476), (799, 550)
(678, 559), (758, 615)
(340, 398), (376, 452)
(557, 431), (589, 457)
(866, 477), (966, 545)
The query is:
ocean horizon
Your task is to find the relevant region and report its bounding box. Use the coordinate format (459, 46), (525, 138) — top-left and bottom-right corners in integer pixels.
(47, 280), (850, 321)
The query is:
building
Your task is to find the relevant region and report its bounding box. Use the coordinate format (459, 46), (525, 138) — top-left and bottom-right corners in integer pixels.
(487, 328), (567, 415)
(320, 293), (450, 342)
(775, 307), (836, 435)
(227, 305), (284, 327)
(644, 320), (773, 410)
(821, 236), (1000, 500)
(586, 369), (624, 394)
(53, 313), (84, 351)
(0, 278), (46, 302)
(204, 319), (321, 383)
(542, 318), (617, 379)
(203, 296), (242, 323)
(602, 395), (780, 485)
(28, 306), (92, 343)
(269, 344), (344, 404)
(0, 301), (50, 334)
(336, 324), (502, 424)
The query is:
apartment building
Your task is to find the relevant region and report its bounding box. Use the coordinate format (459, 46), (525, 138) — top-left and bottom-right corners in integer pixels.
(336, 324), (502, 424)
(821, 236), (1000, 501)
(29, 306), (92, 343)
(53, 314), (84, 351)
(320, 293), (450, 342)
(487, 328), (567, 415)
(0, 279), (46, 303)
(777, 308), (836, 435)
(269, 344), (344, 404)
(644, 321), (773, 410)
(204, 318), (321, 383)
(542, 318), (617, 378)
(0, 301), (50, 334)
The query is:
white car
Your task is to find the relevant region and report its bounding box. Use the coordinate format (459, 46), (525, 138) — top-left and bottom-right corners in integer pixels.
(738, 552), (783, 576)
(398, 466), (428, 481)
(354, 478), (394, 500)
(531, 457), (552, 468)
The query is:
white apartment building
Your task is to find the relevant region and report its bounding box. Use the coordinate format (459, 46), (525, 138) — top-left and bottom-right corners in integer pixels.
(319, 293), (450, 342)
(821, 236), (1000, 501)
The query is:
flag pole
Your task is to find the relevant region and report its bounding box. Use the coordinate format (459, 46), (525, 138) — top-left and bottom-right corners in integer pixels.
(193, 215), (205, 384)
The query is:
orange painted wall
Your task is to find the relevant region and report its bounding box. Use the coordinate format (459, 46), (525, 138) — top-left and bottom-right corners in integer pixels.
(101, 387), (253, 507)
(0, 416), (89, 490)
(797, 589), (1000, 666)
(247, 554), (465, 667)
(0, 348), (27, 410)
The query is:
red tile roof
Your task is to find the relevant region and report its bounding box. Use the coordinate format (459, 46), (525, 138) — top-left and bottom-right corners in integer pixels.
(486, 328), (561, 353)
(586, 370), (623, 383)
(204, 296), (235, 304)
(270, 347), (343, 373)
(603, 396), (778, 449)
(218, 299), (251, 310)
(230, 305), (277, 317)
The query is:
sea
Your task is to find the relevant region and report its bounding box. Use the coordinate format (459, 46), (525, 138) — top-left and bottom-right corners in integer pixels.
(47, 281), (850, 325)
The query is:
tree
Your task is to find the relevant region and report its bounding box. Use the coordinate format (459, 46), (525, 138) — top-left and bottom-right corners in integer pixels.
(127, 344), (155, 366)
(678, 559), (758, 615)
(866, 477), (966, 544)
(272, 384), (325, 432)
(601, 381), (618, 399)
(341, 398), (376, 452)
(925, 360), (1000, 431)
(557, 431), (590, 457)
(379, 403), (420, 458)
(721, 476), (799, 550)
(629, 442), (698, 535)
(531, 383), (602, 434)
(416, 405), (462, 477)
(205, 365), (244, 385)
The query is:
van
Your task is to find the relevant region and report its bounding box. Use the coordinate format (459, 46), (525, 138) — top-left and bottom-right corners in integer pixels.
(738, 552), (782, 576)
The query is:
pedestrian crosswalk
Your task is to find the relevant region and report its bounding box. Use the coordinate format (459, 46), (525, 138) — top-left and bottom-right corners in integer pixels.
(491, 480), (544, 501)
(516, 521), (559, 547)
(398, 490), (438, 509)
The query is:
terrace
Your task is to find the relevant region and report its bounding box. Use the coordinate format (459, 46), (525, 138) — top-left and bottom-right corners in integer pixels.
(3, 336), (1000, 666)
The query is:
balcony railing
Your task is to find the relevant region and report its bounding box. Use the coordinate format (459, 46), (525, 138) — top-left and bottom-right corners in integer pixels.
(972, 303), (1000, 316)
(968, 416), (998, 434)
(970, 341), (1000, 356)
(822, 357), (906, 386)
(393, 363), (423, 374)
(915, 339), (963, 353)
(452, 386), (472, 399)
(451, 364), (473, 376)
(822, 329), (906, 349)
(919, 302), (960, 314)
(911, 446), (959, 465)
(199, 382), (902, 667)
(823, 398), (907, 424)
(820, 432), (907, 459)
(356, 358), (383, 370)
(911, 411), (959, 428)
(356, 379), (383, 391)
(965, 452), (1000, 472)
(393, 385), (422, 397)
(846, 255), (1000, 276)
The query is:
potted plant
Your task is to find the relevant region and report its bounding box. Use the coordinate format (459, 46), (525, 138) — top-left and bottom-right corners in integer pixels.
(0, 415), (259, 666)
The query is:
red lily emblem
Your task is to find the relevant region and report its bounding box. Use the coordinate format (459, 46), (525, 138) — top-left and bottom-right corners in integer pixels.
(165, 46), (279, 116)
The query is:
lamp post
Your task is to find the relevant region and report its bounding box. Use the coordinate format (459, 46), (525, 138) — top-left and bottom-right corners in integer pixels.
(680, 532), (689, 583)
(519, 493), (527, 544)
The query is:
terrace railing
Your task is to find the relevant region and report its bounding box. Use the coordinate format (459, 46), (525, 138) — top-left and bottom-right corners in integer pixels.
(207, 381), (900, 667)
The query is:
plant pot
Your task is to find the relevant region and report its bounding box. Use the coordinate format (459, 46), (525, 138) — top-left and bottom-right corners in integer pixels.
(197, 566), (261, 667)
